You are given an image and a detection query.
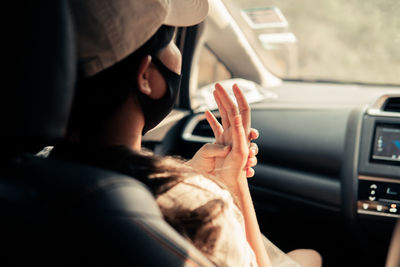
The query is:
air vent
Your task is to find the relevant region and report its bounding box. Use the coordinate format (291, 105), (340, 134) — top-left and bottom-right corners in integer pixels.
(192, 119), (214, 137)
(182, 114), (220, 143)
(383, 97), (400, 112)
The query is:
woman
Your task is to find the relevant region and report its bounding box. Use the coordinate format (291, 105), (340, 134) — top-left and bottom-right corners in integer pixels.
(54, 0), (322, 266)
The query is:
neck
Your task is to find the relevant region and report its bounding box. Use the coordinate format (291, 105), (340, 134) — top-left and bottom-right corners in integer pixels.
(101, 95), (144, 151)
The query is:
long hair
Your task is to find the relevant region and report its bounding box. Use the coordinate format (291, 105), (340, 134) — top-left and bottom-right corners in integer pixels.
(50, 143), (230, 250)
(51, 144), (196, 195)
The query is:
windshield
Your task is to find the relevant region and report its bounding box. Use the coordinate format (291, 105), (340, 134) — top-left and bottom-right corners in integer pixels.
(224, 0), (400, 85)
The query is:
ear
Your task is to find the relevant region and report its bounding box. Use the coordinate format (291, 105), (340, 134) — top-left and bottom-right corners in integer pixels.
(137, 55), (152, 95)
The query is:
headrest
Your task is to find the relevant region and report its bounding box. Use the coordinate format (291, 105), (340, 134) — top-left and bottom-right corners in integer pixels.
(4, 0), (76, 154)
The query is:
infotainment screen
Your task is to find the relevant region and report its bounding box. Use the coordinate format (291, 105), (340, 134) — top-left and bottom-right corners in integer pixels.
(371, 125), (400, 163)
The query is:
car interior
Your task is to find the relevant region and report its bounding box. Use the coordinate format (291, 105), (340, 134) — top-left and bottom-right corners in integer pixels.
(3, 0), (400, 267)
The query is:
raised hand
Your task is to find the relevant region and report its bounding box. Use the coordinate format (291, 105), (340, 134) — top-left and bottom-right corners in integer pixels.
(206, 84), (273, 267)
(186, 83), (258, 177)
(206, 83), (259, 177)
(205, 83), (258, 193)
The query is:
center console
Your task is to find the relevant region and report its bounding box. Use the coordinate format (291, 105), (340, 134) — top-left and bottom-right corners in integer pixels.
(357, 95), (400, 218)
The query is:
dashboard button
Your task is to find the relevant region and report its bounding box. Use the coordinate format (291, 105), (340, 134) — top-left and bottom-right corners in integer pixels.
(389, 204), (398, 213)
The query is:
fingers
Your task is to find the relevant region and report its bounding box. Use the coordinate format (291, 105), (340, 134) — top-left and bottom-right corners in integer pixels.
(246, 146), (257, 169)
(232, 84), (251, 133)
(248, 143), (259, 158)
(215, 83), (252, 139)
(215, 83), (239, 120)
(246, 155), (257, 167)
(249, 128), (259, 141)
(231, 115), (248, 156)
(246, 144), (258, 178)
(215, 83), (247, 154)
(246, 168), (255, 178)
(213, 89), (230, 129)
(205, 110), (223, 142)
(214, 83), (254, 171)
(200, 143), (231, 158)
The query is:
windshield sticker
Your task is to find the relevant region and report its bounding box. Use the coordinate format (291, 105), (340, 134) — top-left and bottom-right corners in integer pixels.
(241, 7), (288, 29)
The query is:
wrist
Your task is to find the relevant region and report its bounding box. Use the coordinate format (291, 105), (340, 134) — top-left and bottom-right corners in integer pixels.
(234, 175), (250, 196)
(225, 172), (249, 198)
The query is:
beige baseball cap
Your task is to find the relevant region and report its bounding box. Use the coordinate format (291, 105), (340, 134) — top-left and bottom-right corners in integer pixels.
(68, 0), (209, 77)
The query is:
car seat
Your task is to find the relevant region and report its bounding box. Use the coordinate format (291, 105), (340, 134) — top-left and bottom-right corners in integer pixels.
(0, 0), (212, 266)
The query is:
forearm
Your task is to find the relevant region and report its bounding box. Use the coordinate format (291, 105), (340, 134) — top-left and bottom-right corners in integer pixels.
(235, 175), (272, 267)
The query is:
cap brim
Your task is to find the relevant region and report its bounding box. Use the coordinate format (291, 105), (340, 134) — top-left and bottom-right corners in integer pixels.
(164, 0), (209, 27)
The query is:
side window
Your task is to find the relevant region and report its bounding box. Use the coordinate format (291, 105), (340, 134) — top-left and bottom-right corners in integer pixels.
(197, 46), (232, 88)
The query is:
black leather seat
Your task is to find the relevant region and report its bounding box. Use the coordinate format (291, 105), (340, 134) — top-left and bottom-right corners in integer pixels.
(1, 1), (212, 266)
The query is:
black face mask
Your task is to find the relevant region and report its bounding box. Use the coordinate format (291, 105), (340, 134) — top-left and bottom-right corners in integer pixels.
(136, 56), (182, 134)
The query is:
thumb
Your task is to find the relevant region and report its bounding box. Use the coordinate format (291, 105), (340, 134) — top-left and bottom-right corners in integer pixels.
(200, 143), (231, 158)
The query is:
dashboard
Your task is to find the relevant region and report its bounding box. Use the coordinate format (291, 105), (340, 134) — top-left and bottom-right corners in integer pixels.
(357, 95), (400, 218)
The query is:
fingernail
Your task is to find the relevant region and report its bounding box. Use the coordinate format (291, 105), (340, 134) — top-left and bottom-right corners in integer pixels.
(254, 129), (259, 137)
